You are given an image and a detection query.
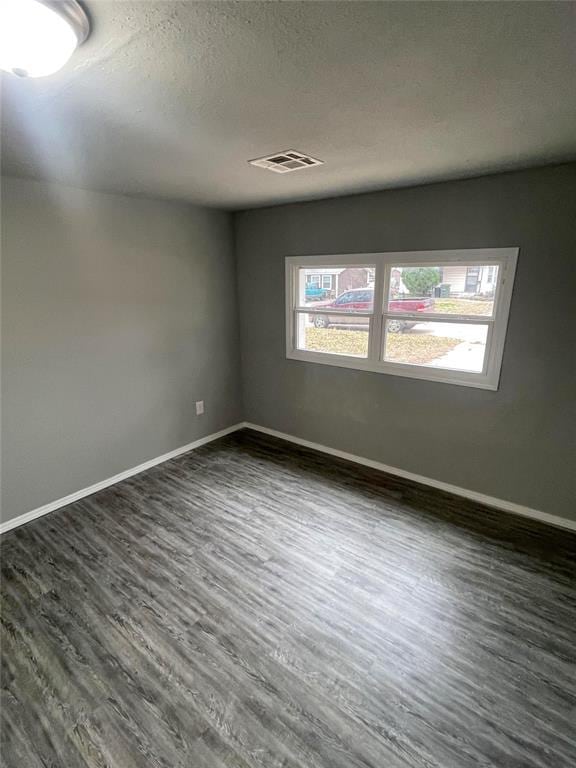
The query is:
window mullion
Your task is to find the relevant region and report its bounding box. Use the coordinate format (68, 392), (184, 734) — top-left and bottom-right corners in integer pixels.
(294, 309), (373, 317)
(369, 256), (387, 361)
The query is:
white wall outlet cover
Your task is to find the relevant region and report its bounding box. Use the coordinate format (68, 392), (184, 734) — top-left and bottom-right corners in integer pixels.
(195, 400), (204, 415)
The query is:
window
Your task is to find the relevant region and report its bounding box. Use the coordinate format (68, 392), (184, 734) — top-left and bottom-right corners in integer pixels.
(321, 274), (332, 290)
(286, 249), (518, 389)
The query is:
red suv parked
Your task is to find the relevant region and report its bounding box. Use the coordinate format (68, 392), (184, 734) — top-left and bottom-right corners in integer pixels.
(311, 288), (434, 332)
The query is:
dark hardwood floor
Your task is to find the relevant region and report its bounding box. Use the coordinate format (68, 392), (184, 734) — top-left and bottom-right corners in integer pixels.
(1, 428), (575, 768)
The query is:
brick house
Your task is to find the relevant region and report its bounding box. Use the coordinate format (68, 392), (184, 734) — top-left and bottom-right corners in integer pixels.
(305, 267), (375, 297)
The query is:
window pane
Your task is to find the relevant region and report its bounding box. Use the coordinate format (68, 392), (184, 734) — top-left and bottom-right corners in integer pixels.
(388, 265), (498, 316)
(299, 266), (376, 309)
(296, 313), (369, 358)
(383, 320), (488, 372)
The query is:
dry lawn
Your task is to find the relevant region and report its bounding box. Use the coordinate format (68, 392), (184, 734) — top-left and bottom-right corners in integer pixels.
(434, 298), (493, 316)
(305, 328), (461, 363)
(384, 334), (460, 364)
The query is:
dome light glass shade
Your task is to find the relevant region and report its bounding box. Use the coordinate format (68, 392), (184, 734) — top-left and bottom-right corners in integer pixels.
(0, 0), (89, 78)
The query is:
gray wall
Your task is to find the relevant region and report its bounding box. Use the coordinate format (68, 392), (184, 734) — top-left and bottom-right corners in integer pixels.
(3, 166), (575, 527)
(1, 177), (242, 524)
(236, 164), (576, 523)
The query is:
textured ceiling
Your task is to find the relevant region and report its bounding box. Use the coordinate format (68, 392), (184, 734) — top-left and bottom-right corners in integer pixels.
(2, 1), (575, 209)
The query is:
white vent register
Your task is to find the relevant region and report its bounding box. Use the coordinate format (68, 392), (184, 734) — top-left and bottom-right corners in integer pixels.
(248, 150), (323, 173)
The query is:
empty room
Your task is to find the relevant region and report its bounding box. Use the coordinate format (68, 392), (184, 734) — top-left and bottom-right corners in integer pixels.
(1, 1), (575, 766)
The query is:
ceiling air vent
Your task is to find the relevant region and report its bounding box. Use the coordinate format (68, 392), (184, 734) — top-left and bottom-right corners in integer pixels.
(248, 150), (323, 173)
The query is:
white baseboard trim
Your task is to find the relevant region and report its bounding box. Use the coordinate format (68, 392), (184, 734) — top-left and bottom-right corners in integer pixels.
(3, 420), (574, 535)
(243, 422), (576, 532)
(0, 423), (245, 535)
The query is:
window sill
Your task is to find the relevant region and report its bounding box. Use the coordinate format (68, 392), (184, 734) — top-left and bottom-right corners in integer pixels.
(286, 349), (499, 390)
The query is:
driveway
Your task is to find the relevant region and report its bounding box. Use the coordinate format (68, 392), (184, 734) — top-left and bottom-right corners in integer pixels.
(407, 322), (486, 372)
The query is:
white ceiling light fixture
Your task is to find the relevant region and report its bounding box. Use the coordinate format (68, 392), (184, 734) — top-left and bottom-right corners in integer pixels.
(249, 150), (323, 174)
(0, 0), (90, 78)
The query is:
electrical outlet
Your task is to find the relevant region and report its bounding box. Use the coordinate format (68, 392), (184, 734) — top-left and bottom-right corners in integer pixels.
(195, 400), (204, 416)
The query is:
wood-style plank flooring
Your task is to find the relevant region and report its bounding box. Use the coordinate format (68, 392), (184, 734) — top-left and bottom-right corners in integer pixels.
(1, 428), (575, 767)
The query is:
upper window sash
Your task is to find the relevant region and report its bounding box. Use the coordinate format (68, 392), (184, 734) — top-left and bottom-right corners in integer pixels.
(293, 259), (377, 311)
(382, 259), (504, 322)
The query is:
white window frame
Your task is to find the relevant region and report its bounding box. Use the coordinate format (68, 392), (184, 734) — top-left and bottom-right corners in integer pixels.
(285, 248), (518, 390)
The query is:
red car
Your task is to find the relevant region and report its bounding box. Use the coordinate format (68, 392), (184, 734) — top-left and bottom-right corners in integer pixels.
(311, 288), (434, 332)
